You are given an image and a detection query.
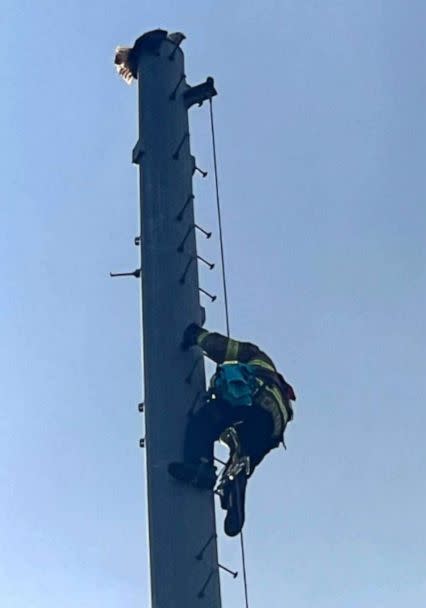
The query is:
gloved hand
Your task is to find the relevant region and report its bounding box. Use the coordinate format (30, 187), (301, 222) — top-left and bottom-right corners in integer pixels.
(181, 323), (204, 350)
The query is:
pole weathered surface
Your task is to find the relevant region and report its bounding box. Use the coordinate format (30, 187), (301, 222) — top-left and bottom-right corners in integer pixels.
(130, 30), (221, 608)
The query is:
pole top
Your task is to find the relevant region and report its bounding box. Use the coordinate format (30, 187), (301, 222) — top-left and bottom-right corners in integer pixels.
(115, 29), (186, 84)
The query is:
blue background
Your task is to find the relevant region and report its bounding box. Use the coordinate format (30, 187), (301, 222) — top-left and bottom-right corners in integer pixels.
(1, 2), (425, 606)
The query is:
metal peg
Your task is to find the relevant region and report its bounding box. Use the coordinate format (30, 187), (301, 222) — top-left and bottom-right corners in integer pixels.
(219, 564), (238, 579)
(197, 255), (215, 270)
(199, 287), (216, 302)
(110, 269), (141, 278)
(194, 166), (208, 178)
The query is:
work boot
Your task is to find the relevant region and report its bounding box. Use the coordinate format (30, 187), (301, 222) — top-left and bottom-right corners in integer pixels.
(168, 461), (217, 490)
(224, 472), (247, 536)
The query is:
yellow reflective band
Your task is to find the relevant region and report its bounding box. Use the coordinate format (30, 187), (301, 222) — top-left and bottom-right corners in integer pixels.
(249, 358), (276, 372)
(196, 330), (209, 345)
(270, 385), (284, 405)
(263, 385), (289, 423)
(225, 339), (239, 360)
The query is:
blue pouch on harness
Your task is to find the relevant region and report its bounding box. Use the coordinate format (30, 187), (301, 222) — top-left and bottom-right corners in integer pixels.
(212, 363), (258, 407)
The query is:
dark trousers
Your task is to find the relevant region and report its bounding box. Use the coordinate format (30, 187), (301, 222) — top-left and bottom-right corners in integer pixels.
(184, 400), (276, 475)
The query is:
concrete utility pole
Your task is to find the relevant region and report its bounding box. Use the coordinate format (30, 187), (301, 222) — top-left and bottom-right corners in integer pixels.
(117, 30), (222, 608)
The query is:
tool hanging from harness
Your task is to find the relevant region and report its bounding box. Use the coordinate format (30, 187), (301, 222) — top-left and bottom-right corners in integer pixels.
(209, 362), (260, 407)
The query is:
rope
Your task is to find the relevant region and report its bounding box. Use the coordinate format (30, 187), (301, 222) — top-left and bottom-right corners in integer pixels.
(209, 99), (231, 338)
(209, 98), (250, 608)
(235, 476), (250, 608)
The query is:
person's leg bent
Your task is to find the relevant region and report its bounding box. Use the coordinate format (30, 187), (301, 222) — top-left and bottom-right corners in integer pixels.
(236, 406), (276, 475)
(183, 401), (230, 463)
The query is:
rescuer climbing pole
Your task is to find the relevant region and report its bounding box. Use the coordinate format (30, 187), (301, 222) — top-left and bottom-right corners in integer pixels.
(114, 30), (222, 608)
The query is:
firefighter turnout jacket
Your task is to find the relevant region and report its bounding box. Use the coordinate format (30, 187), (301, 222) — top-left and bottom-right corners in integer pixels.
(196, 329), (296, 442)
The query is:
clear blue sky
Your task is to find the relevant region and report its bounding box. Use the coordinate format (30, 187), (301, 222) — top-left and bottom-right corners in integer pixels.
(1, 2), (425, 607)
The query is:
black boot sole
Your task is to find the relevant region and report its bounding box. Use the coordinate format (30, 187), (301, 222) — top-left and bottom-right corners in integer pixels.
(224, 474), (247, 536)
